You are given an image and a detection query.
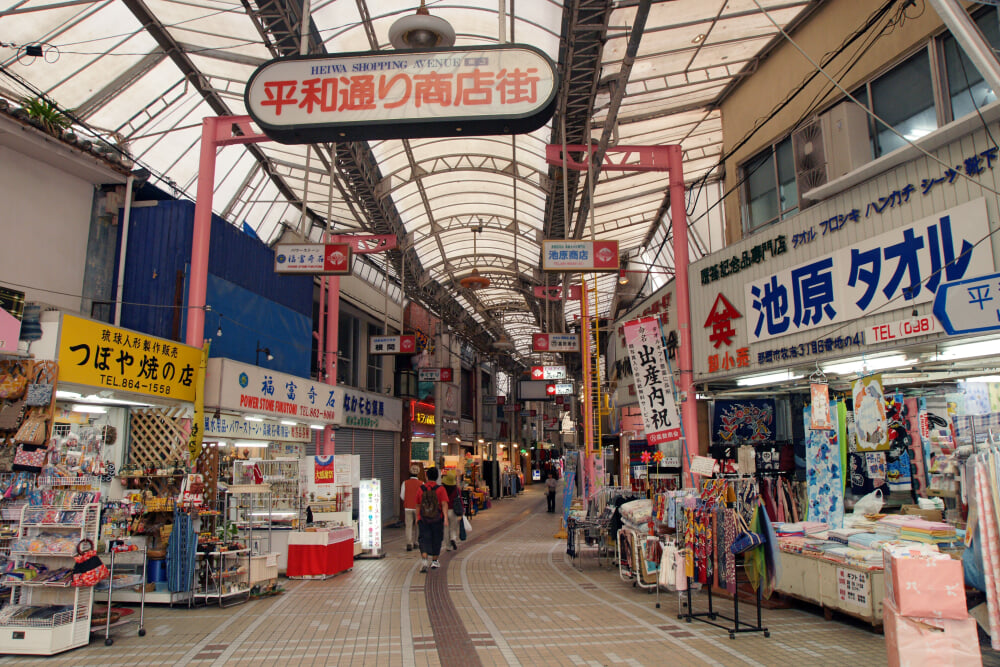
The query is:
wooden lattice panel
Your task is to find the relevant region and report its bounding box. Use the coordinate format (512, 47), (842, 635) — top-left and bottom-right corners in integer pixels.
(128, 407), (191, 468)
(196, 445), (219, 506)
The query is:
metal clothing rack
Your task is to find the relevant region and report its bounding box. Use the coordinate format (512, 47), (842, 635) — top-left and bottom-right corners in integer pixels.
(95, 546), (147, 646)
(678, 555), (769, 639)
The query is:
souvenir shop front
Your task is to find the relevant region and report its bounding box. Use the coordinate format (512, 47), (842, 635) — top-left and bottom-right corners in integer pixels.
(408, 400), (435, 470)
(684, 120), (1000, 654)
(0, 313), (205, 654)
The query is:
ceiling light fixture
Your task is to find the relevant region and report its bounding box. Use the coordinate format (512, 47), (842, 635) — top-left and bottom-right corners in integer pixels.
(71, 404), (107, 414)
(736, 371), (802, 387)
(692, 33), (707, 44)
(940, 340), (998, 361)
(310, 424), (325, 430)
(232, 440), (269, 448)
(388, 1), (456, 50)
(618, 270), (629, 285)
(459, 225), (491, 290)
(822, 354), (914, 376)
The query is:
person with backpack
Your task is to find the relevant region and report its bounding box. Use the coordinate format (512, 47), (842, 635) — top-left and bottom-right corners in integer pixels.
(441, 470), (464, 551)
(417, 467), (450, 572)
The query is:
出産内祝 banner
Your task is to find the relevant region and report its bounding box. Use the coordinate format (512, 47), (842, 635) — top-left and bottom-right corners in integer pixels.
(622, 316), (681, 445)
(58, 314), (201, 402)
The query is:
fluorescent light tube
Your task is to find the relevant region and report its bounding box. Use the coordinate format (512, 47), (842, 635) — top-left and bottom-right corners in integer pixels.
(736, 371), (802, 386)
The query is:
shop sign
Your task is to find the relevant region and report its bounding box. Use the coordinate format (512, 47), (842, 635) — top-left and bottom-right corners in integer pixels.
(700, 234), (787, 285)
(418, 367), (453, 382)
(623, 317), (681, 445)
(836, 567), (870, 611)
(531, 365), (566, 380)
(273, 243), (352, 274)
(0, 287), (24, 354)
(704, 294), (742, 348)
(744, 198), (992, 344)
(532, 333), (580, 352)
(707, 347), (750, 373)
(246, 45), (558, 143)
(314, 455), (336, 485)
(203, 413), (312, 442)
(58, 314), (200, 402)
(533, 285), (582, 301)
(369, 335), (416, 354)
(866, 315), (939, 344)
(482, 396), (498, 405)
(541, 240), (619, 272)
(554, 383), (573, 395)
(520, 410), (530, 417)
(414, 411), (435, 425)
(340, 387), (402, 430)
(933, 270), (1000, 335)
(359, 479), (382, 550)
(205, 358), (337, 423)
(756, 333), (862, 366)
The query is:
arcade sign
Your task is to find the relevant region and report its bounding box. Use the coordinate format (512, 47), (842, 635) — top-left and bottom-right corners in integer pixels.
(532, 333), (580, 353)
(369, 335), (416, 355)
(531, 365), (566, 380)
(418, 367), (454, 383)
(245, 45), (559, 144)
(274, 243), (352, 274)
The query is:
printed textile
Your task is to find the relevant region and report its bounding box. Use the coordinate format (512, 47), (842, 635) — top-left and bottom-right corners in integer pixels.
(804, 404), (844, 529)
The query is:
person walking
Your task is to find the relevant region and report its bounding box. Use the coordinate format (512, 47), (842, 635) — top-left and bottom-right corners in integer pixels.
(545, 472), (558, 513)
(441, 470), (463, 551)
(417, 467), (449, 572)
(400, 464), (422, 551)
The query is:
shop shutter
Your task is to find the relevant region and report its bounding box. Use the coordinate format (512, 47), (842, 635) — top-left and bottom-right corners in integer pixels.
(372, 430), (398, 523)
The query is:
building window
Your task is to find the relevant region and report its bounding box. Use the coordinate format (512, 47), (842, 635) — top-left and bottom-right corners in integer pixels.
(460, 367), (474, 420)
(870, 49), (937, 156)
(367, 323), (383, 393)
(943, 8), (1000, 122)
(742, 136), (797, 231)
(337, 314), (360, 387)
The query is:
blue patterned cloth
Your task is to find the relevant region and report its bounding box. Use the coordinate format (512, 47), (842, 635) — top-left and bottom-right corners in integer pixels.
(804, 405), (844, 529)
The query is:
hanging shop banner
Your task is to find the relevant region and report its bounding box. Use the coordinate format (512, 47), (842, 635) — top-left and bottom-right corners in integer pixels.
(273, 243), (352, 274)
(418, 367), (453, 383)
(711, 399), (776, 444)
(203, 413), (312, 441)
(531, 365), (566, 380)
(57, 314), (201, 402)
(532, 333), (580, 353)
(810, 383), (832, 430)
(369, 335), (416, 355)
(360, 479), (382, 550)
(0, 287), (24, 353)
(866, 314), (939, 345)
(622, 317), (681, 445)
(852, 374), (888, 451)
(743, 198), (992, 343)
(541, 240), (619, 272)
(533, 285), (582, 301)
(246, 44), (558, 143)
(804, 403), (844, 528)
(187, 341), (210, 465)
(339, 387), (403, 430)
(205, 358), (337, 423)
(314, 455), (336, 485)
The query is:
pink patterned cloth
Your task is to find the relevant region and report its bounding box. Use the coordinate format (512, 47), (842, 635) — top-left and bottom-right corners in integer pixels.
(975, 462), (1000, 649)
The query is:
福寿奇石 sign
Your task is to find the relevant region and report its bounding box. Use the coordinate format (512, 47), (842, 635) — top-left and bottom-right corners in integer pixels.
(274, 243), (352, 274)
(744, 198), (992, 344)
(246, 45), (558, 144)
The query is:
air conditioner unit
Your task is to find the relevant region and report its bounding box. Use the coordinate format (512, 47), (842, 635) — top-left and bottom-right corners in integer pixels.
(792, 101), (870, 205)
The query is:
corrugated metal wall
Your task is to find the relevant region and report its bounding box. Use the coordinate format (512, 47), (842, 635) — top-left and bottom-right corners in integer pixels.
(117, 199), (313, 338)
(690, 122), (1000, 381)
(337, 427), (399, 524)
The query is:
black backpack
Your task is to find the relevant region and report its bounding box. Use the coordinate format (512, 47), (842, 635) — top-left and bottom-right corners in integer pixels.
(420, 483), (442, 521)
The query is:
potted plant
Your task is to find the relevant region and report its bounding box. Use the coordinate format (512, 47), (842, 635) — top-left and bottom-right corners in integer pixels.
(18, 96), (72, 135)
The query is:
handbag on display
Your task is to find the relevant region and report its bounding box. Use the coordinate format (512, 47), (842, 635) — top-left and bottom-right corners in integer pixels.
(0, 438), (16, 473)
(12, 443), (46, 474)
(730, 507), (766, 555)
(14, 412), (48, 446)
(72, 539), (110, 587)
(0, 398), (25, 431)
(25, 365), (53, 407)
(0, 362), (28, 400)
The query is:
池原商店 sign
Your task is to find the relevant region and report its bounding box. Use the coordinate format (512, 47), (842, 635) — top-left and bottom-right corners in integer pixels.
(541, 240), (619, 272)
(245, 45), (558, 144)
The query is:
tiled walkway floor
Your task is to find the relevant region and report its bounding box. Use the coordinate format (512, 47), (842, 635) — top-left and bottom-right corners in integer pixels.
(2, 486), (997, 666)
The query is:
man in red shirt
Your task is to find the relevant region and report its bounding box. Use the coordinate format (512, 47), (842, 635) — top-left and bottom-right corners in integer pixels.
(417, 467), (450, 572)
(400, 464), (423, 551)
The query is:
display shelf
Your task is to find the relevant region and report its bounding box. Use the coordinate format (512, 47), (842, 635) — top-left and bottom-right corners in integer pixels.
(36, 477), (101, 487)
(193, 548), (250, 608)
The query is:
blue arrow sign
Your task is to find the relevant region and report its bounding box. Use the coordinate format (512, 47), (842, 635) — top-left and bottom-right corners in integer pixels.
(933, 271), (1000, 335)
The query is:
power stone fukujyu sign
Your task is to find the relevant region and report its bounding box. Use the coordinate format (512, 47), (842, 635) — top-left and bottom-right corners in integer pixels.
(245, 45), (558, 143)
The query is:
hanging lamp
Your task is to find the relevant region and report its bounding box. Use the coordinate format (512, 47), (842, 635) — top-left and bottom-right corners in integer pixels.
(459, 226), (491, 290)
(492, 310), (515, 350)
(389, 1), (456, 50)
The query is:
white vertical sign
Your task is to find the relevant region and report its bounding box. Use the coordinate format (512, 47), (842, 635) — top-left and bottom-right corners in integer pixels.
(359, 479), (381, 551)
(623, 317), (682, 445)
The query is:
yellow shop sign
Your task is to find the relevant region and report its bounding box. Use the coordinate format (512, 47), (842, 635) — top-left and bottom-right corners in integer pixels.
(58, 314), (200, 402)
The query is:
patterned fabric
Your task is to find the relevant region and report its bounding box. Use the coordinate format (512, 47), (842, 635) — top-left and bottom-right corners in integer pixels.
(953, 413), (1000, 443)
(724, 509), (737, 594)
(804, 405), (844, 528)
(976, 459), (1000, 649)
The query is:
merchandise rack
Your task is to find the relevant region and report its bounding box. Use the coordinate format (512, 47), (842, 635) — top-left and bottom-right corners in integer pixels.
(0, 503), (100, 655)
(192, 548), (250, 608)
(678, 554), (769, 640)
(94, 546), (147, 645)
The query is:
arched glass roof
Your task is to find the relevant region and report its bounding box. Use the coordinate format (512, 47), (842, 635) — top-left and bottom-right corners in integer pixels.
(0, 0), (811, 365)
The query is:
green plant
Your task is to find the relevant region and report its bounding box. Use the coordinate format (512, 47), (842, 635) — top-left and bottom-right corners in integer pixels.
(216, 521), (238, 542)
(19, 96), (72, 133)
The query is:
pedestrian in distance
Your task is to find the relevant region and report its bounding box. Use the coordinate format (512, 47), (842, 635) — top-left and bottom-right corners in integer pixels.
(441, 469), (463, 551)
(400, 464), (422, 551)
(545, 473), (558, 513)
(417, 467), (450, 572)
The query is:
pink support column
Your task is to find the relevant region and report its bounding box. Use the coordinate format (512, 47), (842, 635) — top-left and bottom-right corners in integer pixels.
(667, 144), (699, 484)
(186, 116), (220, 348)
(321, 274), (340, 456)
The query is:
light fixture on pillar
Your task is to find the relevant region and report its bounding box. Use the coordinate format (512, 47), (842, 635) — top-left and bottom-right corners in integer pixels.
(388, 1), (456, 50)
(256, 341), (274, 366)
(618, 270), (629, 285)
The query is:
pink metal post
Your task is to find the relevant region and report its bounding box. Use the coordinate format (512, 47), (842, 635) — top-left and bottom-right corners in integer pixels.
(321, 274), (340, 456)
(186, 116), (220, 348)
(667, 144), (700, 483)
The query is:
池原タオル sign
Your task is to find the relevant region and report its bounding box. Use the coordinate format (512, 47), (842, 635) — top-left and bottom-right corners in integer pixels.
(245, 45), (558, 144)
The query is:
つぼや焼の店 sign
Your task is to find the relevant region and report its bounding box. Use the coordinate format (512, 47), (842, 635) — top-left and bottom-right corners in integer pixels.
(245, 45), (558, 144)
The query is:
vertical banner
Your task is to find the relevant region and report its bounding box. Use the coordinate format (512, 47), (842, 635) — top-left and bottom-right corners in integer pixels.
(804, 403), (844, 529)
(622, 317), (681, 445)
(187, 341), (210, 465)
(360, 479), (382, 551)
(852, 374), (888, 451)
(314, 455), (336, 485)
(810, 383), (832, 430)
(0, 287), (24, 353)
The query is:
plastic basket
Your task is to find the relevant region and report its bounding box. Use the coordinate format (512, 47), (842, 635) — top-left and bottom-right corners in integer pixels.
(249, 553), (278, 585)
